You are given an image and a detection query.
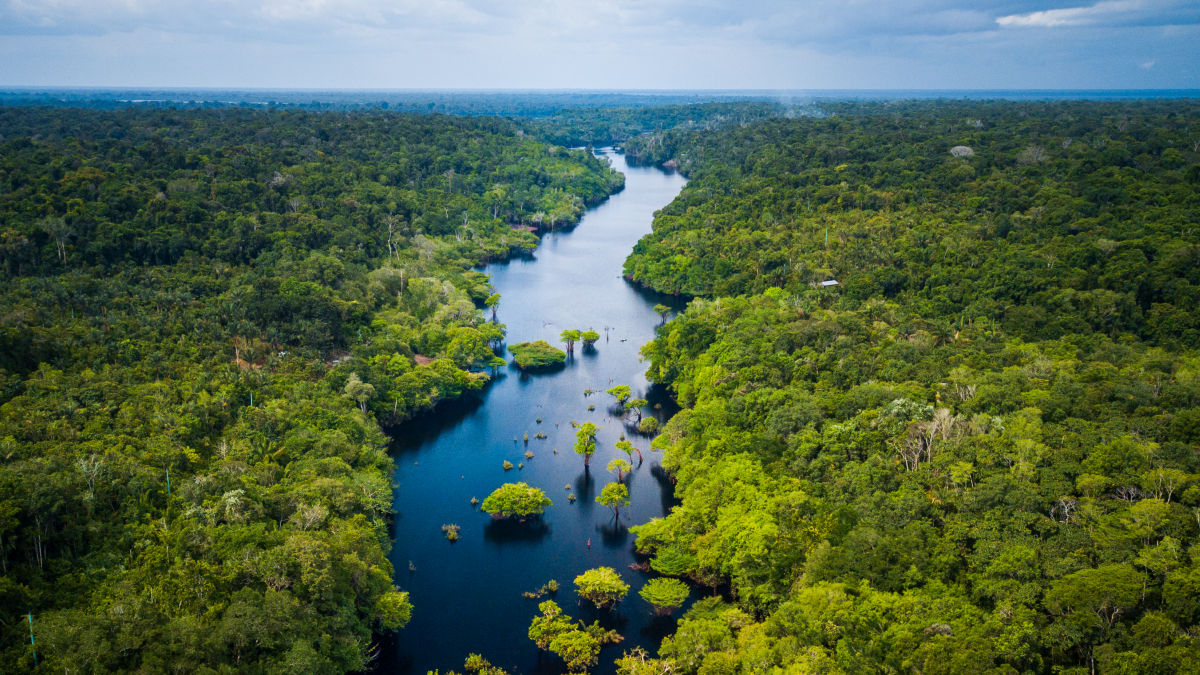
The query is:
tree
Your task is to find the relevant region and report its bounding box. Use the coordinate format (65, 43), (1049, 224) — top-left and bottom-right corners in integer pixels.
(343, 373), (375, 414)
(624, 398), (648, 421)
(653, 303), (670, 325)
(549, 629), (601, 673)
(529, 600), (573, 650)
(607, 458), (632, 482)
(37, 215), (71, 265)
(484, 293), (500, 320)
(561, 329), (581, 354)
(574, 422), (598, 468)
(581, 329), (601, 349)
(574, 566), (630, 609)
(481, 482), (552, 519)
(606, 384), (632, 406)
(375, 590), (413, 629)
(597, 481), (630, 518)
(616, 439), (642, 465)
(638, 578), (690, 615)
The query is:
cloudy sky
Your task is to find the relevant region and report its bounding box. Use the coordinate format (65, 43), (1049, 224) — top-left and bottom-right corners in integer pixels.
(1, 0), (1197, 89)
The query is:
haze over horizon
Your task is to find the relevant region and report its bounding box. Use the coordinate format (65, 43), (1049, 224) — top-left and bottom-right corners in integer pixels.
(2, 0), (1198, 91)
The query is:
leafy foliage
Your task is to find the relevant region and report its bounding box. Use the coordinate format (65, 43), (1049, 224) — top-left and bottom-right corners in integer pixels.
(0, 106), (621, 671)
(638, 578), (690, 616)
(574, 567), (631, 609)
(480, 482), (553, 519)
(618, 100), (1200, 673)
(507, 340), (567, 369)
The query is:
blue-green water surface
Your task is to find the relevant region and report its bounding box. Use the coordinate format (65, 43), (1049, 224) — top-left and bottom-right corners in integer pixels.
(382, 151), (688, 673)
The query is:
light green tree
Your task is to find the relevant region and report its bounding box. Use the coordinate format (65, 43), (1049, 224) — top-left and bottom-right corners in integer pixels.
(481, 483), (552, 519)
(639, 578), (690, 615)
(597, 481), (631, 519)
(574, 422), (598, 468)
(343, 373), (375, 414)
(574, 566), (630, 609)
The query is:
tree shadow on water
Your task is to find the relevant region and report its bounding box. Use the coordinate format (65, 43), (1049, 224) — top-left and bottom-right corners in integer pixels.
(640, 613), (679, 643)
(574, 470), (596, 510)
(595, 520), (629, 548)
(483, 517), (551, 545)
(650, 464), (680, 513)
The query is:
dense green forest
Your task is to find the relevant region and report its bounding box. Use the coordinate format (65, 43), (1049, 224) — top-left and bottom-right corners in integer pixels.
(5, 97), (1200, 674)
(0, 107), (622, 671)
(617, 101), (1200, 672)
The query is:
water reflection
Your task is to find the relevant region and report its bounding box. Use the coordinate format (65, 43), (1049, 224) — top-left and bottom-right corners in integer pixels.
(573, 470), (596, 508)
(483, 518), (552, 545)
(595, 521), (629, 547)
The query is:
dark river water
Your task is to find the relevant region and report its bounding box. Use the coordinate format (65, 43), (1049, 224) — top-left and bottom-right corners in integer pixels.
(380, 151), (688, 674)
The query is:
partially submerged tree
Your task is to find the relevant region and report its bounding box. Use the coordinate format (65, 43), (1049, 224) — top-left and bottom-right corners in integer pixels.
(638, 578), (690, 616)
(484, 292), (500, 320)
(653, 303), (670, 325)
(527, 600), (620, 673)
(574, 422), (598, 468)
(615, 439), (643, 465)
(574, 567), (630, 609)
(606, 384), (632, 406)
(481, 482), (552, 519)
(560, 329), (581, 355)
(581, 329), (601, 349)
(606, 458), (632, 482)
(624, 398), (648, 421)
(597, 481), (630, 519)
(529, 600), (573, 650)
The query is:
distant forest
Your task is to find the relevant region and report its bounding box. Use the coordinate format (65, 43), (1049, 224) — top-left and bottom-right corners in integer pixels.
(2, 96), (1200, 673)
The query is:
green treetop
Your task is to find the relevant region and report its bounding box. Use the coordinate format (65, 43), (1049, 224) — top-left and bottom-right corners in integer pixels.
(560, 329), (581, 354)
(606, 384), (632, 405)
(573, 421), (598, 468)
(574, 566), (630, 609)
(597, 481), (631, 518)
(638, 578), (690, 616)
(615, 439), (642, 464)
(480, 482), (552, 519)
(606, 458), (632, 482)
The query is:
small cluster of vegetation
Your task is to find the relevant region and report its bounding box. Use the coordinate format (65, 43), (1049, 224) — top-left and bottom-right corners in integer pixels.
(638, 577), (690, 616)
(521, 579), (559, 599)
(480, 482), (552, 519)
(573, 566), (631, 609)
(606, 383), (649, 422)
(507, 340), (567, 369)
(559, 328), (601, 354)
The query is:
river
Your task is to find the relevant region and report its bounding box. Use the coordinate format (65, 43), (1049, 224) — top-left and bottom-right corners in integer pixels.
(381, 150), (688, 673)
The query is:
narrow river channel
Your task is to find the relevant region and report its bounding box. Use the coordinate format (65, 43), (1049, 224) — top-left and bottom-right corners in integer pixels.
(381, 151), (688, 673)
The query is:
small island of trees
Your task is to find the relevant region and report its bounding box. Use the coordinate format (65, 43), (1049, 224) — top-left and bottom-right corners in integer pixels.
(573, 567), (630, 609)
(508, 340), (567, 370)
(480, 482), (553, 519)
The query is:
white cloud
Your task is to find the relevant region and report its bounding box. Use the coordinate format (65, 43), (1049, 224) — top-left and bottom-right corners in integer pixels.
(995, 0), (1200, 29)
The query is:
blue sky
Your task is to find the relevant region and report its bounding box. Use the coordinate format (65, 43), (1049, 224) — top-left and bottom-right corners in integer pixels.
(1, 0), (1197, 89)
